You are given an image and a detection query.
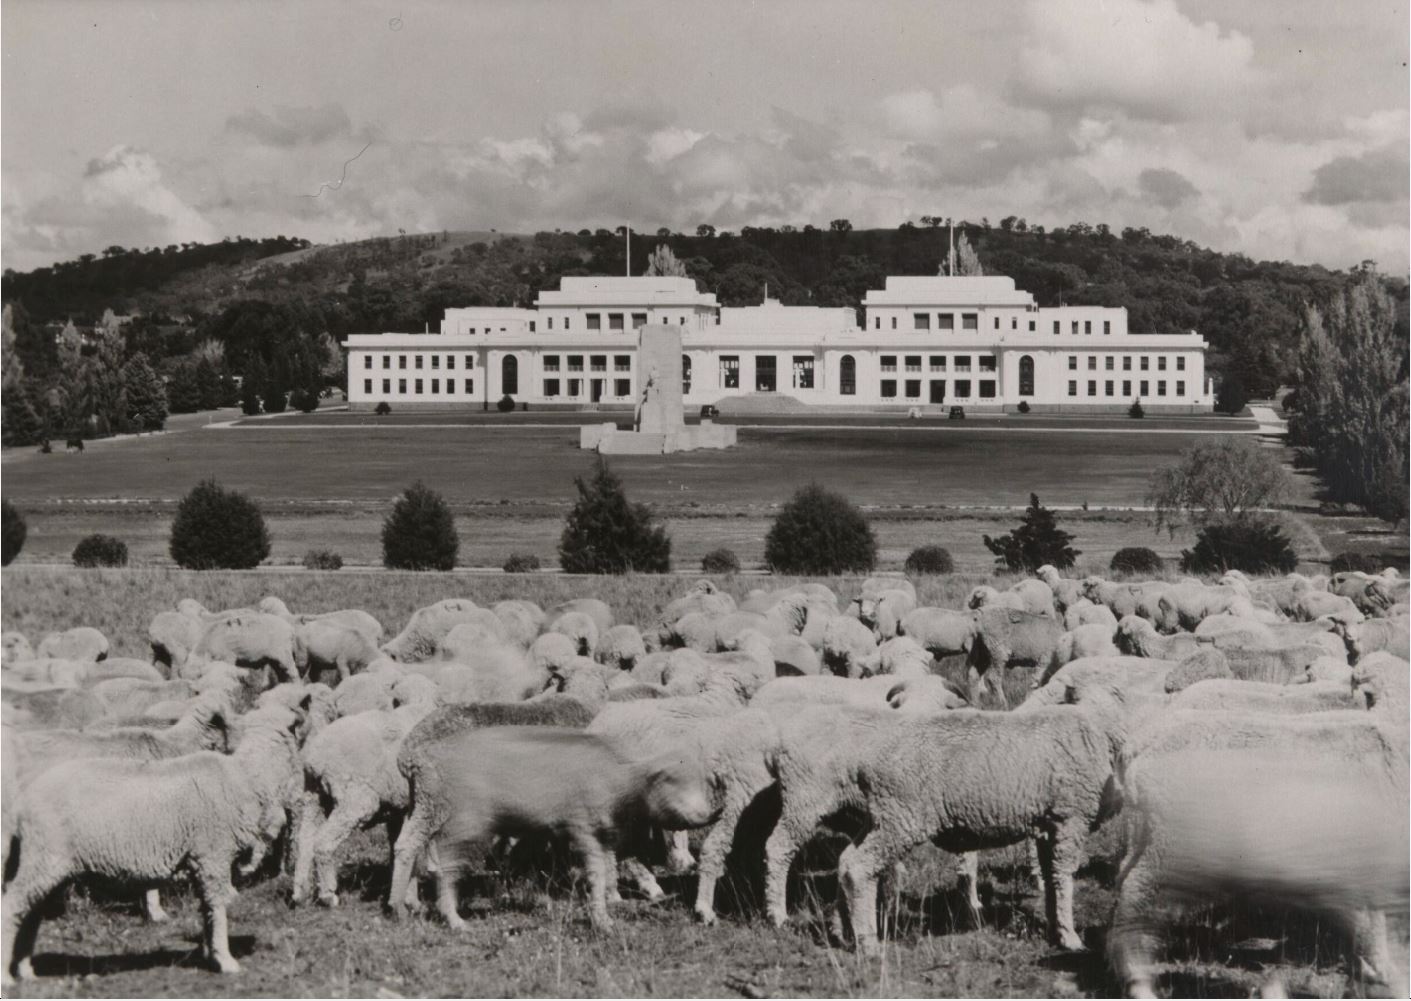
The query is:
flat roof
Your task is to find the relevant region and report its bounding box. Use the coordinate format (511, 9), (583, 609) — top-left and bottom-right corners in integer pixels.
(863, 276), (1037, 308)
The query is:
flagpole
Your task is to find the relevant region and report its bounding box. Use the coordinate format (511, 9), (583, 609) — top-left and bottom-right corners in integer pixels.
(625, 225), (630, 277)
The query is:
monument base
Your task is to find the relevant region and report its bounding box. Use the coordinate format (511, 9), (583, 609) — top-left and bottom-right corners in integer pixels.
(580, 421), (737, 455)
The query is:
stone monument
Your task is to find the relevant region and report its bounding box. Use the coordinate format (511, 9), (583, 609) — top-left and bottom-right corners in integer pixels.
(580, 324), (736, 454)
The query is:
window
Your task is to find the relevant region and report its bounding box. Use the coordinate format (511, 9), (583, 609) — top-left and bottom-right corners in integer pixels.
(1157, 380), (1166, 396)
(567, 355), (583, 372)
(631, 313), (646, 329)
(543, 379), (559, 397)
(905, 355), (921, 372)
(614, 355), (630, 372)
(608, 313), (624, 331)
(1122, 380), (1131, 397)
(881, 355), (897, 373)
(1028, 320), (1036, 331)
(930, 355), (945, 371)
(954, 379), (971, 397)
(840, 355), (856, 396)
(962, 313), (978, 330)
(1066, 380), (1078, 397)
(564, 318), (570, 330)
(547, 317), (554, 330)
(1011, 317), (1017, 330)
(1084, 320), (1092, 334)
(938, 314), (954, 331)
(543, 355), (560, 372)
(464, 379), (474, 394)
(1176, 380), (1185, 396)
(1068, 356), (1078, 371)
(431, 379), (439, 393)
(913, 313), (930, 331)
(890, 316), (897, 329)
(1053, 320), (1060, 334)
(1158, 357), (1167, 371)
(363, 379), (372, 393)
(874, 318), (880, 330)
(363, 356), (372, 369)
(567, 379), (581, 397)
(382, 379), (390, 393)
(431, 355), (440, 369)
(528, 321), (535, 333)
(1140, 380), (1149, 396)
(586, 313), (601, 331)
(880, 379), (897, 398)
(445, 380), (454, 395)
(1105, 380), (1114, 396)
(1088, 380), (1097, 396)
(398, 379), (406, 393)
(993, 316), (1000, 329)
(954, 355), (971, 372)
(1019, 355), (1035, 396)
(756, 355), (777, 392)
(1105, 357), (1114, 371)
(414, 379), (423, 394)
(905, 379), (921, 398)
(1140, 356), (1150, 371)
(447, 356), (456, 370)
(720, 356), (739, 389)
(792, 356), (814, 390)
(382, 356), (390, 369)
(979, 380), (996, 399)
(615, 378), (631, 397)
(399, 355), (407, 369)
(1103, 320), (1111, 335)
(1176, 357), (1186, 371)
(682, 355), (692, 395)
(1071, 321), (1079, 335)
(465, 356), (474, 370)
(415, 356), (424, 370)
(1123, 356), (1132, 371)
(1087, 357), (1097, 370)
(501, 356), (518, 395)
(979, 356), (996, 372)
(590, 355), (606, 373)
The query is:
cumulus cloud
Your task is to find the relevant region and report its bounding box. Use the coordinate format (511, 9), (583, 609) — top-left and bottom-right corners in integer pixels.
(226, 103), (358, 147)
(1304, 147), (1409, 205)
(1016, 0), (1260, 122)
(1138, 167), (1200, 208)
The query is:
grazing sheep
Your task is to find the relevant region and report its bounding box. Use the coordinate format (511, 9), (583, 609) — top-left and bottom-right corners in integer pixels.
(257, 597), (384, 644)
(294, 620), (380, 684)
(35, 627), (109, 663)
(492, 600), (545, 649)
(650, 582), (737, 647)
(1169, 677), (1358, 714)
(713, 595), (810, 650)
(85, 678), (197, 721)
(967, 606), (1064, 705)
(1054, 624), (1119, 666)
(1082, 577), (1144, 619)
(1292, 589), (1364, 623)
(436, 619), (515, 664)
(529, 632), (580, 675)
(331, 667), (403, 718)
(1330, 572), (1396, 615)
(1030, 655), (1181, 701)
(881, 675), (972, 713)
(1336, 615), (1410, 662)
(84, 657), (166, 683)
(1037, 565), (1084, 614)
(857, 636), (932, 679)
(966, 585), (1025, 613)
(1158, 649), (1233, 693)
(660, 611), (717, 652)
(1155, 581), (1255, 633)
(1, 632), (34, 667)
(195, 613), (297, 682)
(2, 701), (311, 982)
(1063, 599), (1119, 631)
(896, 606), (975, 661)
(1218, 643), (1333, 685)
(546, 598), (615, 637)
(1191, 614), (1276, 647)
(597, 624), (647, 671)
(433, 642), (549, 704)
(3, 658), (90, 688)
(820, 616), (878, 677)
(381, 599), (481, 663)
(663, 631), (775, 696)
(389, 726), (714, 929)
(866, 588), (917, 640)
(768, 634), (821, 676)
(148, 611), (203, 672)
(544, 610), (600, 658)
(752, 674), (928, 711)
(1114, 616), (1201, 660)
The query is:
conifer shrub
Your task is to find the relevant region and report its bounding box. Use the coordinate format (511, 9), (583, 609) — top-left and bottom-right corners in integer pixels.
(559, 459), (671, 574)
(1128, 399), (1145, 419)
(1328, 551), (1384, 575)
(1016, 400), (1030, 414)
(503, 552), (542, 573)
(497, 394), (516, 413)
(983, 493), (1079, 572)
(169, 479), (270, 570)
(2, 499), (26, 566)
(1180, 520), (1298, 575)
(382, 481), (459, 571)
(1215, 373), (1249, 415)
(302, 549), (343, 570)
(904, 544), (954, 575)
(701, 547), (741, 575)
(72, 534), (128, 568)
(764, 483), (876, 575)
(1110, 546), (1164, 576)
(374, 401), (392, 416)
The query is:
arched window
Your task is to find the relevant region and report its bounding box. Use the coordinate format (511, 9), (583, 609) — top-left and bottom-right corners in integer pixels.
(502, 355), (519, 395)
(682, 355), (692, 395)
(1019, 355), (1034, 396)
(840, 355), (856, 396)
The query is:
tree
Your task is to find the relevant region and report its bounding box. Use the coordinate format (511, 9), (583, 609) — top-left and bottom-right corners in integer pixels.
(904, 545), (954, 575)
(1215, 372), (1248, 415)
(955, 233), (984, 276)
(194, 358), (223, 410)
(983, 493), (1079, 572)
(2, 499), (25, 565)
(263, 348), (290, 414)
(169, 479), (270, 569)
(701, 548), (741, 575)
(1110, 547), (1164, 576)
(559, 459), (671, 573)
(1181, 520), (1298, 575)
(696, 224), (716, 238)
(72, 533), (128, 567)
(121, 352), (167, 431)
(2, 381), (44, 446)
(382, 481), (459, 570)
(764, 483), (876, 575)
(1147, 437), (1290, 536)
(241, 357), (265, 415)
(166, 363), (201, 414)
(1, 304), (26, 388)
(643, 244), (689, 277)
(829, 219), (853, 233)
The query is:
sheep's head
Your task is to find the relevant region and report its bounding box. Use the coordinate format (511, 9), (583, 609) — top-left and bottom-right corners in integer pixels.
(692, 580), (719, 595)
(770, 595), (809, 634)
(1366, 580), (1394, 609)
(642, 752), (719, 829)
(967, 586), (1001, 610)
(1035, 564), (1058, 584)
(258, 596), (291, 617)
(1080, 577), (1106, 601)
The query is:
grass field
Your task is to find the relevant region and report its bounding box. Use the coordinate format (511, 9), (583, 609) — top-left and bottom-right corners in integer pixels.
(1, 567), (1382, 999)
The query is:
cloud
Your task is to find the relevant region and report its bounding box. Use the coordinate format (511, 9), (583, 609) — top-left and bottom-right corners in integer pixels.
(1016, 0), (1260, 122)
(1304, 147), (1409, 205)
(880, 86), (1050, 142)
(1138, 167), (1200, 208)
(226, 103), (357, 147)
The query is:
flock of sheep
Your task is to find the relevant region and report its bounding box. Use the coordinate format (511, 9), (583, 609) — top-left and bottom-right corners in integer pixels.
(1, 564), (1408, 997)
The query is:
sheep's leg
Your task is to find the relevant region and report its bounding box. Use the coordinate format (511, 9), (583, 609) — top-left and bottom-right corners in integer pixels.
(575, 831), (613, 930)
(383, 813), (421, 910)
(290, 790), (324, 906)
(312, 790), (379, 907)
(664, 829), (695, 874)
(601, 846), (624, 903)
(195, 863), (240, 974)
(954, 852), (984, 928)
(837, 832), (913, 958)
(431, 845), (468, 932)
(617, 857), (665, 903)
(763, 811), (814, 928)
(388, 802), (442, 919)
(1046, 823), (1085, 950)
(1108, 823), (1161, 999)
(694, 790), (755, 925)
(142, 888), (169, 923)
(2, 855), (69, 983)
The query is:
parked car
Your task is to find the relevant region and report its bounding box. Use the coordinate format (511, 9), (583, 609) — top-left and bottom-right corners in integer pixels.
(948, 406), (966, 420)
(699, 404), (720, 419)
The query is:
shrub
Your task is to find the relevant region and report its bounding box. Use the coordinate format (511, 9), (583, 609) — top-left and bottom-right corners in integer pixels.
(1180, 520), (1298, 576)
(72, 534), (128, 568)
(302, 549), (343, 570)
(983, 493), (1079, 572)
(382, 481), (459, 571)
(559, 459), (671, 573)
(701, 547), (741, 575)
(1110, 546), (1164, 576)
(1215, 373), (1248, 415)
(503, 552), (541, 573)
(2, 499), (26, 566)
(374, 401), (392, 416)
(904, 545), (954, 575)
(1128, 399), (1145, 419)
(169, 479), (271, 570)
(765, 483), (876, 575)
(1016, 400), (1030, 414)
(497, 394), (516, 413)
(290, 387), (321, 414)
(1329, 551), (1385, 575)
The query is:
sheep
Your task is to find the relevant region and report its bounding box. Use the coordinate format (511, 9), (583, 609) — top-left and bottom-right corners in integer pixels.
(847, 577), (915, 620)
(544, 610), (600, 657)
(857, 636), (933, 679)
(967, 606), (1063, 705)
(1168, 677), (1358, 714)
(492, 599), (545, 649)
(597, 624), (647, 671)
(1063, 598), (1119, 631)
(1336, 615), (1410, 662)
(1114, 616), (1201, 660)
(433, 642), (549, 704)
(331, 666), (403, 718)
(1030, 655), (1182, 702)
(966, 584), (1026, 613)
(3, 657), (90, 687)
(1054, 624), (1119, 667)
(1, 632), (34, 666)
(528, 631), (580, 675)
(85, 677), (196, 720)
(436, 618), (515, 663)
(85, 657), (166, 683)
(194, 612), (297, 682)
(1216, 643), (1334, 685)
(752, 674), (934, 711)
(1191, 613), (1276, 647)
(881, 675), (973, 713)
(35, 626), (109, 663)
(1158, 649), (1233, 693)
(380, 598), (481, 663)
(389, 726), (713, 929)
(1082, 577), (1145, 618)
(662, 631), (775, 696)
(712, 594), (810, 650)
(1330, 572), (1396, 615)
(546, 597), (615, 637)
(148, 610), (203, 672)
(1292, 589), (1364, 623)
(1154, 581), (1256, 633)
(764, 695), (1128, 953)
(866, 588), (917, 640)
(1037, 564), (1084, 613)
(293, 619), (380, 684)
(650, 582), (737, 647)
(896, 606), (975, 661)
(820, 615), (877, 677)
(257, 596), (384, 643)
(2, 700), (311, 982)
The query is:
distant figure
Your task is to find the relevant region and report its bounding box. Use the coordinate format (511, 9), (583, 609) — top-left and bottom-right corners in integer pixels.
(634, 367), (659, 432)
(65, 437), (84, 453)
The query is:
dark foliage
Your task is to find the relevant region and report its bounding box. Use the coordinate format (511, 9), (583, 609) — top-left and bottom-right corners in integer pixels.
(2, 499), (26, 566)
(503, 552), (542, 573)
(1016, 400), (1030, 414)
(983, 493), (1079, 572)
(240, 358), (264, 415)
(382, 481), (459, 571)
(1328, 551), (1386, 575)
(72, 534), (129, 568)
(1180, 520), (1298, 575)
(904, 544), (955, 575)
(374, 401), (392, 415)
(169, 479), (271, 570)
(2, 382), (44, 446)
(1128, 399), (1145, 419)
(302, 549), (343, 570)
(701, 547), (742, 575)
(1215, 373), (1249, 415)
(497, 394), (516, 413)
(764, 483), (876, 575)
(559, 459), (671, 574)
(121, 353), (167, 431)
(1110, 546), (1165, 575)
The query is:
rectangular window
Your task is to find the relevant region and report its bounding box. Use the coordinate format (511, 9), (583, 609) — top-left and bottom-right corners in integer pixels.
(1084, 320), (1092, 334)
(399, 355), (407, 369)
(1177, 357), (1186, 371)
(1176, 380), (1185, 396)
(590, 355), (607, 373)
(954, 379), (971, 398)
(929, 355), (946, 371)
(1028, 320), (1036, 331)
(586, 313), (601, 331)
(994, 316), (1000, 329)
(1105, 357), (1114, 371)
(913, 313), (930, 330)
(1122, 380), (1131, 397)
(615, 378), (631, 397)
(382, 379), (390, 393)
(431, 355), (440, 369)
(567, 355), (584, 373)
(567, 378), (581, 397)
(756, 355), (777, 392)
(720, 356), (739, 389)
(1105, 380), (1114, 397)
(961, 313), (978, 330)
(954, 355), (971, 373)
(880, 379), (897, 398)
(363, 379), (372, 393)
(1070, 321), (1078, 335)
(904, 355), (921, 372)
(464, 356), (474, 370)
(445, 379), (454, 395)
(543, 355), (560, 372)
(1053, 320), (1061, 334)
(1158, 357), (1167, 371)
(464, 379), (474, 394)
(1158, 381), (1166, 396)
(890, 316), (898, 330)
(547, 317), (554, 330)
(979, 356), (996, 372)
(938, 314), (954, 331)
(880, 355), (897, 373)
(1140, 380), (1149, 396)
(1068, 356), (1078, 371)
(608, 313), (624, 331)
(792, 356), (814, 389)
(383, 356), (390, 369)
(631, 313), (647, 329)
(431, 379), (439, 393)
(1123, 356), (1132, 371)
(1103, 320), (1111, 335)
(874, 317), (880, 330)
(414, 379), (423, 394)
(447, 356), (456, 370)
(529, 321), (535, 333)
(415, 356), (423, 370)
(979, 380), (996, 399)
(1140, 356), (1150, 371)
(841, 362), (856, 396)
(363, 356), (372, 369)
(614, 355), (630, 372)
(905, 379), (921, 398)
(1067, 380), (1077, 397)
(542, 379), (559, 397)
(1087, 357), (1097, 370)
(398, 379), (407, 394)
(564, 318), (570, 330)
(1088, 380), (1097, 396)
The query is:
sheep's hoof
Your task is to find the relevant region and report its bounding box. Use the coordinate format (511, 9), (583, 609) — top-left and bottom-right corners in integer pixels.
(213, 956), (242, 975)
(693, 906), (717, 926)
(855, 939), (882, 960)
(15, 957), (37, 981)
(1053, 930), (1085, 952)
(317, 892), (339, 908)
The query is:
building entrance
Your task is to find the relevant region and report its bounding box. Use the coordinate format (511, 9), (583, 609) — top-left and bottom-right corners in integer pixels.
(929, 380), (945, 404)
(590, 379), (603, 403)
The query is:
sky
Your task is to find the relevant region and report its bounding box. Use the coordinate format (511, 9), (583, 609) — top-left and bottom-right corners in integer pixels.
(2, 0), (1407, 273)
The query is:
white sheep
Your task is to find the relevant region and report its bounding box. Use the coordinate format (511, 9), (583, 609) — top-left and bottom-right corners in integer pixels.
(433, 642), (549, 704)
(1114, 616), (1201, 660)
(1191, 613), (1275, 647)
(2, 700), (311, 982)
(895, 606), (975, 662)
(194, 613), (297, 682)
(857, 635), (933, 679)
(1168, 677), (1358, 714)
(1, 632), (33, 666)
(1054, 623), (1119, 666)
(36, 627), (109, 663)
(492, 599), (545, 649)
(1335, 615), (1411, 662)
(1063, 598), (1118, 631)
(380, 598), (482, 662)
(1154, 581), (1256, 633)
(1292, 589), (1364, 623)
(294, 619), (381, 683)
(820, 615), (878, 677)
(597, 624), (647, 671)
(545, 597), (615, 636)
(544, 610), (600, 657)
(528, 631), (580, 674)
(1036, 564), (1084, 613)
(257, 596), (384, 644)
(866, 588), (917, 640)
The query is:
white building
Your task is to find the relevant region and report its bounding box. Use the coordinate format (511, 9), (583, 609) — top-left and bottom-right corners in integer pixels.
(344, 274), (1211, 413)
